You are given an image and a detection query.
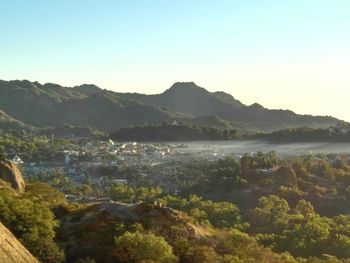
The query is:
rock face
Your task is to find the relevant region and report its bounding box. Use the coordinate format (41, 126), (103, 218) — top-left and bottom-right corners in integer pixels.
(0, 160), (25, 192)
(0, 222), (39, 263)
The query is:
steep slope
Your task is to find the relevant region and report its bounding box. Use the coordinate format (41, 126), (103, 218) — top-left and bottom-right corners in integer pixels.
(0, 111), (32, 131)
(0, 222), (39, 263)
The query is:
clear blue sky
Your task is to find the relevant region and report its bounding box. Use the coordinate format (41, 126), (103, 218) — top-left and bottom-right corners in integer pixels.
(1, 0), (350, 121)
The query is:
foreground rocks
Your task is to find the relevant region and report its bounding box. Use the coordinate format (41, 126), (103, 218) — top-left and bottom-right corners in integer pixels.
(0, 222), (39, 263)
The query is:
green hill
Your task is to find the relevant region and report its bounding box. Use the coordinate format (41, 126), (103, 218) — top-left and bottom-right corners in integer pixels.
(0, 110), (32, 131)
(0, 79), (343, 133)
(0, 80), (178, 132)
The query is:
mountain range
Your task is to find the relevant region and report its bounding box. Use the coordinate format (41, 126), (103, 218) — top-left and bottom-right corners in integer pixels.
(0, 79), (343, 133)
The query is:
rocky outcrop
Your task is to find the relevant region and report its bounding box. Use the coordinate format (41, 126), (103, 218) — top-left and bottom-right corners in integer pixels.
(0, 160), (25, 192)
(55, 202), (210, 263)
(0, 222), (39, 263)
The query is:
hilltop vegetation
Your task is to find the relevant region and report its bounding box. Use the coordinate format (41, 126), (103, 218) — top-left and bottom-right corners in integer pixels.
(1, 145), (350, 262)
(256, 124), (350, 142)
(112, 123), (240, 141)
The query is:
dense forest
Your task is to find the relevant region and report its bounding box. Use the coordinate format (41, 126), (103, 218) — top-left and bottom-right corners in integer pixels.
(255, 124), (350, 142)
(111, 123), (240, 141)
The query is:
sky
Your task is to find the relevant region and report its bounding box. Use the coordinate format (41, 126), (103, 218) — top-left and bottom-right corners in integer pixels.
(1, 0), (350, 121)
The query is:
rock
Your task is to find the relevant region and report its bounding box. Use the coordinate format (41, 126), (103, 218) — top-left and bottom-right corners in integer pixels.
(0, 160), (25, 192)
(0, 222), (39, 263)
(56, 202), (210, 262)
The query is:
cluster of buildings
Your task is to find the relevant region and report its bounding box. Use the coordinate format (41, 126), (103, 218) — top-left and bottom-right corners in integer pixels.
(22, 140), (178, 188)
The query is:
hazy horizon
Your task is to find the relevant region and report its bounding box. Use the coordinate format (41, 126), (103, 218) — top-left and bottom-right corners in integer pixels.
(1, 0), (349, 121)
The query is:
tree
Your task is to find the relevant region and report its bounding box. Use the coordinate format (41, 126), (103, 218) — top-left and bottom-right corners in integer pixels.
(275, 167), (298, 188)
(279, 214), (330, 257)
(158, 195), (243, 229)
(80, 184), (93, 196)
(249, 195), (290, 233)
(183, 245), (220, 263)
(114, 231), (178, 263)
(240, 154), (255, 179)
(294, 200), (314, 216)
(23, 182), (66, 208)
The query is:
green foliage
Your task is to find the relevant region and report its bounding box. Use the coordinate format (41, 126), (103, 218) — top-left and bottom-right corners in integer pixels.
(276, 167), (298, 188)
(249, 195), (290, 233)
(112, 123), (240, 141)
(258, 126), (350, 143)
(214, 229), (297, 263)
(279, 214), (331, 257)
(0, 132), (75, 162)
(183, 245), (220, 263)
(23, 182), (66, 208)
(115, 231), (178, 263)
(109, 185), (163, 203)
(158, 195), (244, 229)
(0, 191), (64, 262)
(249, 195), (350, 259)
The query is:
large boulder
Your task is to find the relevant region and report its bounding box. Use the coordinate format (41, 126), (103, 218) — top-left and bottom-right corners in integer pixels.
(0, 160), (25, 192)
(0, 222), (39, 263)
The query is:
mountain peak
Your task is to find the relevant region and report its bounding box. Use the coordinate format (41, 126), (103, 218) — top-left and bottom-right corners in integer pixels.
(167, 82), (202, 90)
(171, 81), (200, 88)
(164, 82), (208, 96)
(249, 103), (265, 110)
(73, 84), (101, 95)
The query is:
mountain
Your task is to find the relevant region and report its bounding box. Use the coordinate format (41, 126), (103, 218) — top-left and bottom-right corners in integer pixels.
(0, 79), (343, 133)
(0, 80), (178, 132)
(116, 82), (342, 132)
(116, 82), (244, 117)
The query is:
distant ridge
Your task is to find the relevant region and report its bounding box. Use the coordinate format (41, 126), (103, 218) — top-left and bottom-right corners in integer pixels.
(115, 82), (342, 132)
(0, 79), (343, 133)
